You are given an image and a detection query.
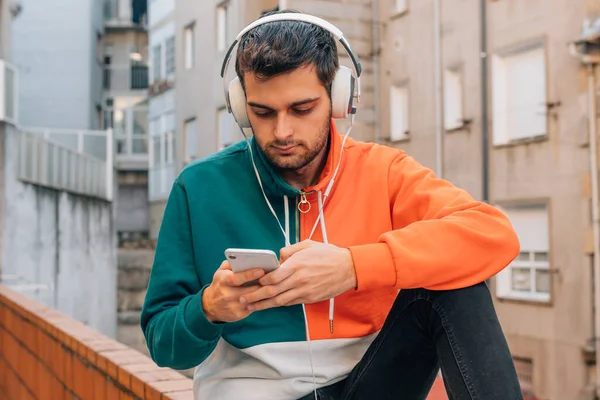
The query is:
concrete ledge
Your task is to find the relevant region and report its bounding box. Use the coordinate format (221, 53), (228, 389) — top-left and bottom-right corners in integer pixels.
(0, 284), (193, 399)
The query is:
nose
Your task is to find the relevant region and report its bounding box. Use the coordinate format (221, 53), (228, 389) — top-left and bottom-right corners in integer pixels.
(273, 112), (293, 142)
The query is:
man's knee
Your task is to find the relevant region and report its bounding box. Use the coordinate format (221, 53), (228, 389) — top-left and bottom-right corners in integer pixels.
(424, 281), (494, 313)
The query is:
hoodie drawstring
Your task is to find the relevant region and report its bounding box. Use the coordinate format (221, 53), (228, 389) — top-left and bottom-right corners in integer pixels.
(240, 116), (356, 396)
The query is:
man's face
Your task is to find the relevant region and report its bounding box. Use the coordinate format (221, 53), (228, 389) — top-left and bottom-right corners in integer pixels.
(244, 65), (331, 171)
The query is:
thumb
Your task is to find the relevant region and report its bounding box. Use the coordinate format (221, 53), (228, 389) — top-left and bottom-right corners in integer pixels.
(218, 260), (232, 271)
(280, 240), (316, 263)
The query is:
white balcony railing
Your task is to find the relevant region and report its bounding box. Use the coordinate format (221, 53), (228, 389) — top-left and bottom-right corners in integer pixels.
(0, 59), (18, 124)
(17, 128), (114, 201)
(105, 102), (148, 171)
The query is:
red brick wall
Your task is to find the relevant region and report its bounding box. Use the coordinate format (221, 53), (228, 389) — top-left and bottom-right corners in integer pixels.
(0, 285), (194, 400)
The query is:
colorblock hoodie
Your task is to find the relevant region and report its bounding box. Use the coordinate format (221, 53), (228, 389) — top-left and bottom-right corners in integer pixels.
(140, 120), (520, 399)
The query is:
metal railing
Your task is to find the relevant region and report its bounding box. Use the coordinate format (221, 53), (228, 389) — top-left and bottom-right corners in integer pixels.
(103, 64), (148, 91)
(17, 128), (114, 201)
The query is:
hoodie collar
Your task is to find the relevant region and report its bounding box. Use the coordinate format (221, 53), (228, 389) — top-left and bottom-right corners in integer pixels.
(248, 119), (343, 198)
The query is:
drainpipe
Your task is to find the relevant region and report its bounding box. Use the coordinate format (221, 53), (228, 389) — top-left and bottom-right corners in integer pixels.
(433, 0), (443, 178)
(371, 0), (380, 143)
(587, 62), (600, 399)
(480, 0), (489, 202)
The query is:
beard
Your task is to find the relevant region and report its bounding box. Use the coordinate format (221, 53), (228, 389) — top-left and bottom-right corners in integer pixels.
(258, 114), (331, 172)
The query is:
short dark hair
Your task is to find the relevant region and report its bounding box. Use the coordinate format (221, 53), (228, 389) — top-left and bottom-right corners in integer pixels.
(235, 9), (339, 96)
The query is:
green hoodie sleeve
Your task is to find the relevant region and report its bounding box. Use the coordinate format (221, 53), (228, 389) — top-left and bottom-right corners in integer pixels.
(140, 179), (223, 370)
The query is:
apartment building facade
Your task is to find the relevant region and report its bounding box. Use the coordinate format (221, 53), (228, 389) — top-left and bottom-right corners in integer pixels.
(147, 0), (177, 239)
(103, 0), (151, 239)
(379, 0), (600, 399)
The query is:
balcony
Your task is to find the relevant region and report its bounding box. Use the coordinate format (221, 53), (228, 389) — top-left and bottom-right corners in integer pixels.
(104, 0), (147, 30)
(104, 64), (149, 93)
(0, 284), (193, 399)
(105, 102), (149, 171)
(17, 127), (114, 201)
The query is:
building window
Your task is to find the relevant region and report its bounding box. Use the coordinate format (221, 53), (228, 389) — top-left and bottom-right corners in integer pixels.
(394, 0), (408, 14)
(492, 43), (547, 145)
(165, 36), (175, 75)
(389, 85), (409, 141)
(184, 118), (197, 163)
(152, 136), (162, 168)
(444, 68), (464, 130)
(495, 204), (551, 302)
(152, 44), (162, 82)
(184, 23), (195, 70)
(166, 131), (175, 164)
(217, 107), (237, 149)
(217, 3), (230, 52)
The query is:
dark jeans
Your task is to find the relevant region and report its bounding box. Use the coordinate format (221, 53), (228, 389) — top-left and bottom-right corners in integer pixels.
(298, 282), (523, 400)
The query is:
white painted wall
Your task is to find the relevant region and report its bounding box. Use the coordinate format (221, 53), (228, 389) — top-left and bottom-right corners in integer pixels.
(11, 0), (104, 129)
(0, 0), (11, 61)
(1, 125), (117, 338)
(149, 0), (175, 29)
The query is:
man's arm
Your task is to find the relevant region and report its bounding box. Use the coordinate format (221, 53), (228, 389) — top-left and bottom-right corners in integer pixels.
(348, 153), (520, 291)
(140, 180), (223, 370)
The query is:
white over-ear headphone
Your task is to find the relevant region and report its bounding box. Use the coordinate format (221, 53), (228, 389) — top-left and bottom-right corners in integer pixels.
(220, 12), (363, 129)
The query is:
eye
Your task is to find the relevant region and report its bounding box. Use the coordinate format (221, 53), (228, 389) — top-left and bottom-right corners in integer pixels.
(253, 110), (274, 118)
(294, 108), (313, 115)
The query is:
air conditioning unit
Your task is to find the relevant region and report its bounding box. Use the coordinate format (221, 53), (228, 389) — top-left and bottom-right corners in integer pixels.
(0, 59), (18, 124)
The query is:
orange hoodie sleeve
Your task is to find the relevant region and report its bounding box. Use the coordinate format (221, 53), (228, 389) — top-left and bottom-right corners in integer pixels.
(348, 152), (520, 291)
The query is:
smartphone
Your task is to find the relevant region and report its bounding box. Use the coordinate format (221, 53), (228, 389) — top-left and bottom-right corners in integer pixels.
(224, 248), (280, 274)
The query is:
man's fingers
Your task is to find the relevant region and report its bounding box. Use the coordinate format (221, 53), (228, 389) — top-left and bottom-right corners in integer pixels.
(247, 290), (300, 312)
(257, 262), (295, 286)
(227, 268), (265, 287)
(240, 280), (290, 305)
(279, 239), (316, 263)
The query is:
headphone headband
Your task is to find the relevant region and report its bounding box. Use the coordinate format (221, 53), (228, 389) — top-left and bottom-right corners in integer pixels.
(220, 13), (362, 78)
(220, 13), (362, 115)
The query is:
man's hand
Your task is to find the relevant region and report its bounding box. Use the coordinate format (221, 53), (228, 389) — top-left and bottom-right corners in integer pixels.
(239, 240), (357, 312)
(202, 261), (265, 323)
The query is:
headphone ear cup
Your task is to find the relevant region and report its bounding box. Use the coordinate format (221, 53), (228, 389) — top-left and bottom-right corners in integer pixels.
(228, 76), (251, 129)
(330, 66), (354, 119)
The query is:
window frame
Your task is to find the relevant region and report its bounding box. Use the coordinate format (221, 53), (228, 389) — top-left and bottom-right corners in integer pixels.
(443, 66), (464, 131)
(152, 44), (162, 82)
(165, 36), (175, 76)
(184, 23), (195, 70)
(495, 201), (552, 303)
(216, 2), (230, 53)
(491, 39), (548, 146)
(392, 0), (408, 16)
(217, 106), (237, 150)
(184, 117), (197, 163)
(389, 84), (410, 142)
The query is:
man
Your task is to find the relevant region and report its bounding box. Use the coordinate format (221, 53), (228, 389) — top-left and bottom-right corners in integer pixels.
(141, 9), (523, 400)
